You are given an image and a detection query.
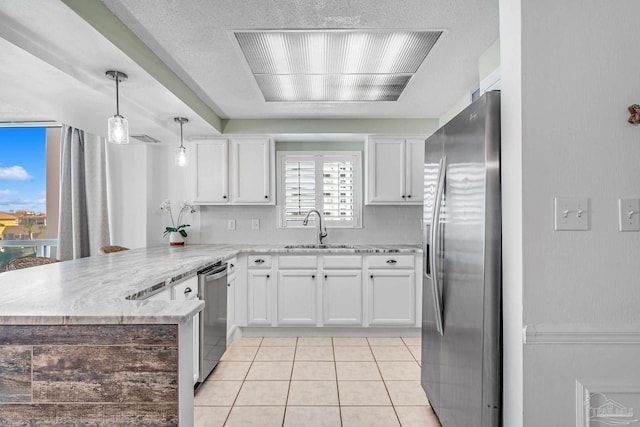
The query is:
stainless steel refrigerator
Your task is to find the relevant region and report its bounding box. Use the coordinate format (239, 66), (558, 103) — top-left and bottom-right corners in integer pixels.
(421, 91), (502, 427)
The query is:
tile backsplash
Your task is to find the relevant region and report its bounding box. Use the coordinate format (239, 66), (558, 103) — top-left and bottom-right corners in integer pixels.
(193, 205), (422, 245)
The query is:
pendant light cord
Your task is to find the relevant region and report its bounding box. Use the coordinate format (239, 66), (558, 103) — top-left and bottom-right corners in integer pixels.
(179, 121), (184, 149)
(115, 75), (120, 117)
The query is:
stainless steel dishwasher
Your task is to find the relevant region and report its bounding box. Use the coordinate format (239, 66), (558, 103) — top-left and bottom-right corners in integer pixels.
(197, 262), (227, 385)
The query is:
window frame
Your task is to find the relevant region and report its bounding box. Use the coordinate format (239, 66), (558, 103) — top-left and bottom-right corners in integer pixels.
(277, 150), (362, 228)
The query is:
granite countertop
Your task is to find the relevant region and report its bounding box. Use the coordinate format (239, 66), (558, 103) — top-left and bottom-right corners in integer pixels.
(0, 243), (421, 326)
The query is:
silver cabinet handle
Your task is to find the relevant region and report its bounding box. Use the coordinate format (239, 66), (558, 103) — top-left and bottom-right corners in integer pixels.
(184, 287), (193, 295)
(430, 156), (447, 336)
(386, 259), (397, 264)
(254, 259), (265, 264)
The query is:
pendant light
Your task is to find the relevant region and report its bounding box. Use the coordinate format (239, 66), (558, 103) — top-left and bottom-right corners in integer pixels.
(105, 70), (129, 144)
(174, 117), (189, 167)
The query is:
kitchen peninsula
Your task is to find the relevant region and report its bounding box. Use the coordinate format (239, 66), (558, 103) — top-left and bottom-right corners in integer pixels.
(0, 244), (421, 426)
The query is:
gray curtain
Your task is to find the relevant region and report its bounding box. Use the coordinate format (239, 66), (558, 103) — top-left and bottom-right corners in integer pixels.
(58, 126), (110, 260)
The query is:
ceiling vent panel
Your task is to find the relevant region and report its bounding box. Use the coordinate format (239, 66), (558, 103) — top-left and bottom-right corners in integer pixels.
(234, 30), (442, 102)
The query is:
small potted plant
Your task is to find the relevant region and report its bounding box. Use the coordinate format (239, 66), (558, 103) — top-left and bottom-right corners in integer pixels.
(160, 199), (196, 246)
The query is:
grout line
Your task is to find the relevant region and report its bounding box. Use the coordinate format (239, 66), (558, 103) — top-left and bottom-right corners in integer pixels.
(221, 343), (260, 426)
(332, 337), (344, 427)
(282, 338), (297, 427)
(371, 338), (403, 427)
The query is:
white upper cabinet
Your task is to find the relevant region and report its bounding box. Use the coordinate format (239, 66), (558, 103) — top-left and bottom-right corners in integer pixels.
(230, 138), (275, 204)
(190, 137), (274, 205)
(365, 137), (425, 205)
(405, 138), (426, 203)
(190, 139), (229, 204)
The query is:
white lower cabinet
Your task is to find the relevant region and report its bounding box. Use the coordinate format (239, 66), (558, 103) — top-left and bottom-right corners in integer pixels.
(242, 253), (419, 329)
(226, 259), (237, 339)
(323, 270), (362, 325)
(247, 270), (272, 326)
(145, 276), (200, 385)
(277, 270), (317, 325)
(368, 270), (415, 325)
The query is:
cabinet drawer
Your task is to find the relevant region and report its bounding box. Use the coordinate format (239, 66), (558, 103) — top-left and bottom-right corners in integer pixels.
(248, 255), (272, 268)
(367, 255), (414, 269)
(323, 255), (362, 269)
(172, 276), (199, 300)
(279, 256), (317, 269)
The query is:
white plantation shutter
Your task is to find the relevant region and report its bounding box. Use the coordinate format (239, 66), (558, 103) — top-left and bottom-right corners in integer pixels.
(284, 160), (316, 221)
(323, 160), (355, 223)
(278, 152), (361, 227)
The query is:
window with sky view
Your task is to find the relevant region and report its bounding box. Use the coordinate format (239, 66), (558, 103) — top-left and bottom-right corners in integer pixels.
(0, 126), (49, 255)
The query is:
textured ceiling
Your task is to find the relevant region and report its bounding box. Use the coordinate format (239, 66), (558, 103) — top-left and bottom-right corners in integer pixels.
(101, 0), (499, 120)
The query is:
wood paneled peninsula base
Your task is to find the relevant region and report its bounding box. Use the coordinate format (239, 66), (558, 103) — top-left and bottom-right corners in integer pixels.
(0, 324), (179, 426)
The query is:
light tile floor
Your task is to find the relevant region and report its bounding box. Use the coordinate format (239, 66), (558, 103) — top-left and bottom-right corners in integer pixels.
(195, 336), (442, 427)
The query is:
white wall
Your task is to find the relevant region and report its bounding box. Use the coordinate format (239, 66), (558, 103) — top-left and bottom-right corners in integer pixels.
(106, 143), (148, 249)
(502, 1), (640, 425)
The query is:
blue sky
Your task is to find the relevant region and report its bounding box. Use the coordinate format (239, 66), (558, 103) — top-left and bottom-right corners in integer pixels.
(0, 127), (46, 214)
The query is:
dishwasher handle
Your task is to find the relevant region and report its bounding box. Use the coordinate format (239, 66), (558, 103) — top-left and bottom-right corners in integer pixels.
(203, 269), (227, 282)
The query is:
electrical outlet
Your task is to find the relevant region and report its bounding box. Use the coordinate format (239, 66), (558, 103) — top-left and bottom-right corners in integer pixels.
(251, 219), (260, 230)
(227, 219), (236, 230)
(618, 198), (640, 231)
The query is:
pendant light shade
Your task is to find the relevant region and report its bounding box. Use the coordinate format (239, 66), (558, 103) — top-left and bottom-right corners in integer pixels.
(174, 117), (189, 167)
(106, 70), (129, 144)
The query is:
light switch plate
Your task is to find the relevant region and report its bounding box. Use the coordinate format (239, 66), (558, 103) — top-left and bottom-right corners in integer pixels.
(554, 197), (589, 231)
(227, 219), (236, 230)
(251, 219), (260, 230)
(618, 198), (640, 231)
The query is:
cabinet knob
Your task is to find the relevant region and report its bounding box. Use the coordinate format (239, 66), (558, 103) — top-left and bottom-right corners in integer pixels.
(255, 259), (265, 264)
(386, 259), (397, 264)
(407, 195), (412, 198)
(184, 287), (193, 295)
(230, 263), (234, 268)
(227, 283), (230, 287)
(223, 195), (227, 199)
(324, 275), (328, 279)
(264, 195), (268, 199)
(312, 275), (315, 279)
(402, 195), (406, 199)
(266, 274), (270, 279)
(370, 274), (374, 279)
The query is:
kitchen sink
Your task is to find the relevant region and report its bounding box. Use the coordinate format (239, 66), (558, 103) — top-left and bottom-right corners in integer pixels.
(284, 244), (356, 249)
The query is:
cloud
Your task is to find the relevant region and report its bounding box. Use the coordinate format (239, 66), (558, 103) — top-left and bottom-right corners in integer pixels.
(0, 166), (32, 180)
(0, 198), (46, 213)
(0, 189), (15, 196)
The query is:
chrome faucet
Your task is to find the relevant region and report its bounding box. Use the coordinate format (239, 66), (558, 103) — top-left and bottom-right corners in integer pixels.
(303, 209), (328, 245)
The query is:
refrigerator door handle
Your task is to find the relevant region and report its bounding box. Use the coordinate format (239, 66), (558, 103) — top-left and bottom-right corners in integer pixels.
(430, 156), (446, 336)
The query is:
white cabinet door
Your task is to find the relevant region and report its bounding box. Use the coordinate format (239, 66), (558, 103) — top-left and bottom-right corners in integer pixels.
(277, 270), (317, 325)
(405, 138), (425, 204)
(247, 270), (272, 326)
(227, 259), (237, 338)
(172, 276), (200, 385)
(366, 138), (404, 204)
(191, 140), (229, 204)
(231, 138), (274, 204)
(323, 270), (362, 325)
(368, 270), (415, 325)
